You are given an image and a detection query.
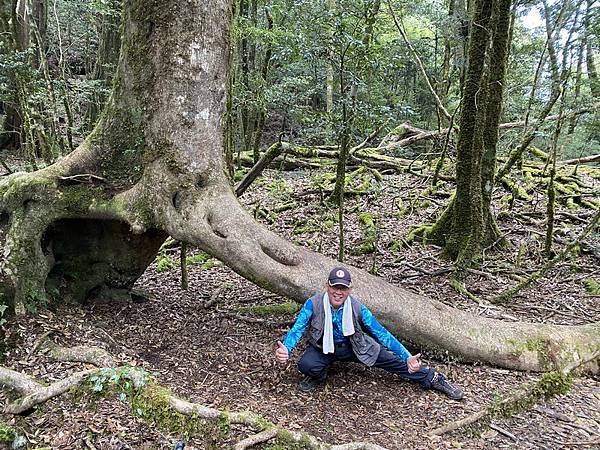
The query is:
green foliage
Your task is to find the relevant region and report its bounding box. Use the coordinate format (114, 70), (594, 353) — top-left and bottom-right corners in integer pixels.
(155, 252), (176, 272)
(583, 279), (600, 295)
(0, 422), (16, 442)
(185, 252), (211, 266)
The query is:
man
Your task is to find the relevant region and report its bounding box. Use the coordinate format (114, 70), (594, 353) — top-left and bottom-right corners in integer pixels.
(274, 266), (463, 400)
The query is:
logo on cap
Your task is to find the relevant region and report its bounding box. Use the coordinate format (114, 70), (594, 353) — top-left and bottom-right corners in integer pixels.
(336, 270), (345, 278)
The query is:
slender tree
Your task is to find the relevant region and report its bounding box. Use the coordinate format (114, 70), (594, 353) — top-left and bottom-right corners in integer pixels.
(427, 0), (512, 264)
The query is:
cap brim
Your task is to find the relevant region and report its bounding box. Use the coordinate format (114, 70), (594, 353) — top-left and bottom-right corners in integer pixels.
(328, 279), (351, 287)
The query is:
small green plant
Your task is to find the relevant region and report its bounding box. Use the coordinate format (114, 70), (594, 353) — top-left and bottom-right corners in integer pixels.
(0, 422), (16, 442)
(185, 252), (211, 266)
(156, 252), (176, 272)
(583, 279), (600, 295)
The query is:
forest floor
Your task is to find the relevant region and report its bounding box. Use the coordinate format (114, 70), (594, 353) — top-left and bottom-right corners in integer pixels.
(1, 161), (600, 449)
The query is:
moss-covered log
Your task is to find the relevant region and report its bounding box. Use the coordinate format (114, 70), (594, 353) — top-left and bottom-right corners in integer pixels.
(0, 0), (598, 375)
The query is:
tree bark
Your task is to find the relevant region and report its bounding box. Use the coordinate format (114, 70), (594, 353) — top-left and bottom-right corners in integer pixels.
(0, 0), (598, 374)
(428, 0), (495, 262)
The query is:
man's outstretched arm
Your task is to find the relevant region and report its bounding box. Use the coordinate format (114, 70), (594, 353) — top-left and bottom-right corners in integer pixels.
(278, 298), (314, 357)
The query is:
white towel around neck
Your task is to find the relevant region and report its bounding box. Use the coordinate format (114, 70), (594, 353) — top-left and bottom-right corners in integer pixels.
(322, 292), (356, 354)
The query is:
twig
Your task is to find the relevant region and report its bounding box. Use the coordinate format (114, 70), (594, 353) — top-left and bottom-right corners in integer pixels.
(489, 423), (517, 441)
(234, 428), (279, 450)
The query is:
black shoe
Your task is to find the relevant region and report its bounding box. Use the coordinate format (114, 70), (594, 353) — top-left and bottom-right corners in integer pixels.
(431, 373), (464, 400)
(298, 376), (325, 392)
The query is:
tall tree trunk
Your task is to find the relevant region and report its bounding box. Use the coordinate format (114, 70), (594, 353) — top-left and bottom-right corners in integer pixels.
(568, 37), (586, 134)
(85, 2), (122, 129)
(585, 0), (600, 98)
(428, 0), (493, 262)
(0, 0), (598, 375)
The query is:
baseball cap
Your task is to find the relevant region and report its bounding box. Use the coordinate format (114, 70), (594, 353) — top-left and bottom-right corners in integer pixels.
(328, 266), (352, 287)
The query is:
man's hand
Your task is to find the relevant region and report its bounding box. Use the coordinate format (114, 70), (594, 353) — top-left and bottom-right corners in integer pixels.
(407, 353), (422, 373)
(275, 341), (289, 364)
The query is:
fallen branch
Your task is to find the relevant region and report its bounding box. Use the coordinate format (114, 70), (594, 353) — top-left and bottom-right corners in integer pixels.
(558, 153), (600, 165)
(491, 208), (600, 303)
(235, 142), (284, 197)
(428, 350), (600, 437)
(234, 428), (279, 450)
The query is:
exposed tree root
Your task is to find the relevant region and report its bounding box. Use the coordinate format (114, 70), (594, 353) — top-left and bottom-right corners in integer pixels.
(428, 351), (600, 437)
(0, 343), (391, 449)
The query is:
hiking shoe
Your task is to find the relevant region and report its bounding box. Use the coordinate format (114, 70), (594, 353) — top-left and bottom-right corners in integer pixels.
(431, 373), (464, 400)
(298, 376), (325, 392)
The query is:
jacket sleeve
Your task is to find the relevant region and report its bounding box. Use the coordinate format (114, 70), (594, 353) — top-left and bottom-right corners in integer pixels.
(360, 304), (411, 361)
(282, 298), (314, 353)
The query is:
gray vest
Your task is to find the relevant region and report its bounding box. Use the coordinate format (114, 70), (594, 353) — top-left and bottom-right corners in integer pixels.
(307, 293), (381, 366)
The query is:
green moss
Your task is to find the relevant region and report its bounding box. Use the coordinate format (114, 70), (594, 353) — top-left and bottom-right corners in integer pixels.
(487, 371), (572, 420)
(406, 224), (433, 243)
(505, 337), (554, 370)
(449, 279), (482, 304)
(81, 366), (227, 443)
(201, 259), (222, 270)
(156, 252), (176, 272)
(185, 252), (211, 266)
(528, 146), (549, 160)
(132, 383), (209, 437)
(238, 301), (300, 317)
(583, 279), (600, 295)
(59, 185), (112, 214)
(266, 179), (294, 197)
(0, 422), (16, 442)
(351, 212), (377, 255)
(264, 430), (318, 450)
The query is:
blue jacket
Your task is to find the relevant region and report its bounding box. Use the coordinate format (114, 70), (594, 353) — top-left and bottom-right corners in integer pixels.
(282, 296), (412, 361)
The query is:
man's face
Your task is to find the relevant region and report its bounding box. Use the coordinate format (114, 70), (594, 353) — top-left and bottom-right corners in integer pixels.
(326, 283), (352, 309)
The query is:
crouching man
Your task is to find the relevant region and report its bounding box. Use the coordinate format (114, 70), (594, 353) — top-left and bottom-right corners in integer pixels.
(274, 266), (463, 400)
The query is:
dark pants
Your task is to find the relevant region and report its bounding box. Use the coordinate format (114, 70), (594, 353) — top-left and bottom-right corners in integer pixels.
(298, 343), (435, 389)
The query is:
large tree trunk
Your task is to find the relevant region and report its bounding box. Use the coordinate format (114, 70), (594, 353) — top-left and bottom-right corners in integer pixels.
(0, 0), (598, 374)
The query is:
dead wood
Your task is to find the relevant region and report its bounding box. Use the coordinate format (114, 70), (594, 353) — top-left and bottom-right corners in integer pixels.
(491, 208), (600, 303)
(235, 142), (284, 197)
(234, 429), (279, 450)
(558, 153), (600, 165)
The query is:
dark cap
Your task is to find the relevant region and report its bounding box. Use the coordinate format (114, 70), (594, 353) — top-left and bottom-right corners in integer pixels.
(328, 266), (352, 287)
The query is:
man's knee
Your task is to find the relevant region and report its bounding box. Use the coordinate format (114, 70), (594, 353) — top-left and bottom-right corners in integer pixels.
(298, 348), (328, 378)
(297, 355), (312, 375)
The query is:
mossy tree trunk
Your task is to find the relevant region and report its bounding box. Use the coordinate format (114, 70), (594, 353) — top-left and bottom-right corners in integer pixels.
(84, 0), (122, 130)
(427, 0), (511, 264)
(0, 0), (599, 374)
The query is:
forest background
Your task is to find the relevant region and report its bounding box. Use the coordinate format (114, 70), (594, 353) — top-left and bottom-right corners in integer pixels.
(0, 0), (599, 448)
